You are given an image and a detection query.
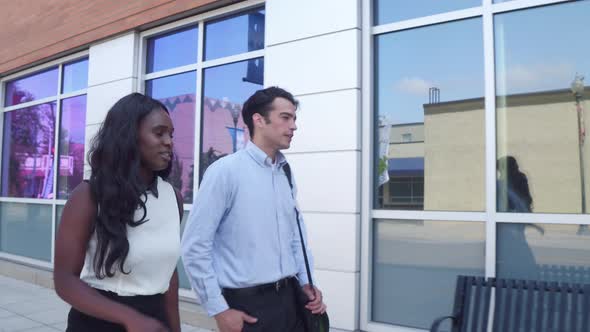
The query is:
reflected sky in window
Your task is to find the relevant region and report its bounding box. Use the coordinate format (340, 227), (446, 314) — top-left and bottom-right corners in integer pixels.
(62, 58), (88, 93)
(205, 8), (265, 60)
(495, 1), (590, 96)
(146, 25), (198, 73)
(374, 0), (480, 25)
(4, 68), (58, 107)
(375, 18), (484, 125)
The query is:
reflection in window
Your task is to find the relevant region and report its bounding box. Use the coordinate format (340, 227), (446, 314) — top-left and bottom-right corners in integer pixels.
(372, 219), (485, 329)
(178, 211), (191, 289)
(374, 18), (484, 211)
(200, 58), (263, 179)
(495, 1), (590, 214)
(497, 223), (590, 284)
(374, 0), (480, 25)
(0, 202), (52, 261)
(4, 68), (58, 107)
(146, 25), (198, 73)
(62, 58), (89, 93)
(146, 72), (197, 203)
(205, 8), (265, 60)
(1, 103), (57, 198)
(58, 96), (87, 199)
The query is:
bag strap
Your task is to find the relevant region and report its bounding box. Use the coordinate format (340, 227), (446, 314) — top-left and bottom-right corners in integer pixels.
(282, 163), (314, 289)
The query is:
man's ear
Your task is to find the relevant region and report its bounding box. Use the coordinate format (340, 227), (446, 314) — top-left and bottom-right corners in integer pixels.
(252, 113), (264, 129)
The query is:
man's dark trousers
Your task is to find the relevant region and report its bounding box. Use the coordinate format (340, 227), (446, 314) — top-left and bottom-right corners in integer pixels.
(222, 277), (306, 332)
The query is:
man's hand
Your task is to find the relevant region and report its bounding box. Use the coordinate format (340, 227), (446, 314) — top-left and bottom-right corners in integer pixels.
(302, 284), (327, 314)
(214, 308), (258, 332)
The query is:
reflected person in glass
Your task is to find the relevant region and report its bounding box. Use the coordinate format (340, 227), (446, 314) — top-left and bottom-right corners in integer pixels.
(53, 93), (183, 332)
(182, 87), (326, 332)
(497, 156), (542, 280)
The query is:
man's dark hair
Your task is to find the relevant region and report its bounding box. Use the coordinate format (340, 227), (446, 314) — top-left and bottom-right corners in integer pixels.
(241, 86), (298, 136)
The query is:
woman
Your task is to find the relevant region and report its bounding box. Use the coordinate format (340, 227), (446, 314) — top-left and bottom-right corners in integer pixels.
(54, 93), (182, 332)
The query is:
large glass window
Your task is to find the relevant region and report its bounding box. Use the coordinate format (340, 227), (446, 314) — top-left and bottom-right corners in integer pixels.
(369, 1), (590, 331)
(0, 202), (52, 262)
(496, 1), (590, 214)
(372, 219), (485, 329)
(374, 18), (485, 212)
(1, 55), (88, 262)
(143, 6), (265, 290)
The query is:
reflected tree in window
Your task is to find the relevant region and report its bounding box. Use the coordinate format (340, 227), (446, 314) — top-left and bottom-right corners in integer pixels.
(2, 86), (56, 198)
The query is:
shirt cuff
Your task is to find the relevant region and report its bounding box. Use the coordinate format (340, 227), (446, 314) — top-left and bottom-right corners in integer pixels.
(297, 271), (310, 286)
(205, 295), (230, 317)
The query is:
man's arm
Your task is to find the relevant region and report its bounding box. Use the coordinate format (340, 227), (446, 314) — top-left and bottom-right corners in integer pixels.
(181, 162), (230, 317)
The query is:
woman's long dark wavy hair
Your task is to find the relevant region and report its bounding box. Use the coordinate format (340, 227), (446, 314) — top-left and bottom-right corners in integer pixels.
(87, 93), (171, 278)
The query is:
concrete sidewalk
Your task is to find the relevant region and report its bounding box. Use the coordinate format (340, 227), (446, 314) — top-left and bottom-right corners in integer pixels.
(0, 275), (213, 332)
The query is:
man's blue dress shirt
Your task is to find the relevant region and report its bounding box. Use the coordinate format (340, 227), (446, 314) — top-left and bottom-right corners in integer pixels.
(181, 142), (314, 316)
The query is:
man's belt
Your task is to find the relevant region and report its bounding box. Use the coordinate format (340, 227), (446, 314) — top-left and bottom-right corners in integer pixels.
(222, 276), (296, 297)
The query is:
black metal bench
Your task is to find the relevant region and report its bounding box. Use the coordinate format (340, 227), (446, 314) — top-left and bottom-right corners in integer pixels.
(430, 275), (590, 332)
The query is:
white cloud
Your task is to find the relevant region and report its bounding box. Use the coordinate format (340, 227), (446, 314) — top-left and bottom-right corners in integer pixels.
(393, 77), (434, 95)
(498, 62), (577, 94)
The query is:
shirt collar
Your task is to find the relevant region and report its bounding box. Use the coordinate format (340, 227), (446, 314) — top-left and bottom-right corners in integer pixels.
(144, 176), (159, 198)
(246, 141), (287, 168)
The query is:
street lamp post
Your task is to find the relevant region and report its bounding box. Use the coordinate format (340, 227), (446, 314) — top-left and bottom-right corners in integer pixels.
(227, 101), (241, 153)
(571, 74), (586, 215)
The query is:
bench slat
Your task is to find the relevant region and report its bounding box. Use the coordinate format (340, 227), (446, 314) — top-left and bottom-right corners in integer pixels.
(524, 280), (535, 332)
(470, 277), (484, 332)
(535, 281), (545, 331)
(502, 279), (514, 332)
(558, 283), (568, 332)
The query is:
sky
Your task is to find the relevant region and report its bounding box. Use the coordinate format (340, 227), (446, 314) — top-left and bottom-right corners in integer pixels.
(375, 0), (590, 125)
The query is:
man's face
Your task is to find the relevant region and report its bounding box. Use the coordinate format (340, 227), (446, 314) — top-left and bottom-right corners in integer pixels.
(256, 97), (297, 151)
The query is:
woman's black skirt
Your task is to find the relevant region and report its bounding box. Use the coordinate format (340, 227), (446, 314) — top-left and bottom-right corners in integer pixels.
(66, 288), (169, 332)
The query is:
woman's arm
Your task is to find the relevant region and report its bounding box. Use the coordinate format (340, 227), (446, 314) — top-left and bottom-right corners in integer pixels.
(164, 269), (181, 332)
(54, 182), (167, 332)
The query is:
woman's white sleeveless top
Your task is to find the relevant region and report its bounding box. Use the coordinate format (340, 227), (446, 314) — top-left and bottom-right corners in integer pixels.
(80, 177), (180, 296)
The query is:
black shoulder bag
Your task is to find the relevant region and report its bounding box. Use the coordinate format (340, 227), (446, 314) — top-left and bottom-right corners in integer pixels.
(283, 163), (330, 332)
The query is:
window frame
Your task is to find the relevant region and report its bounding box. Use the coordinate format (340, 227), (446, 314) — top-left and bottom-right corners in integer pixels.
(361, 0), (589, 331)
(137, 0), (265, 299)
(0, 50), (89, 268)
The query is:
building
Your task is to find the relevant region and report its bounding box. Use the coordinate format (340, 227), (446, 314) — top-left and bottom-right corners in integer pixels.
(1, 0), (590, 331)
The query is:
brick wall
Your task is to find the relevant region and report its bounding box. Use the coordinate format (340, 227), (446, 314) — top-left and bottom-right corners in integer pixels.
(0, 0), (235, 75)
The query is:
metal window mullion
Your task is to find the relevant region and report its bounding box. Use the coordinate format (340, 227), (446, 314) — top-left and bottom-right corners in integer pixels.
(372, 6), (484, 36)
(360, 0), (374, 328)
(0, 80), (4, 199)
(491, 0), (572, 15)
(496, 212), (590, 225)
(58, 89), (88, 101)
(50, 65), (64, 265)
(3, 96), (59, 113)
(0, 50), (89, 83)
(372, 209), (487, 222)
(201, 49), (265, 69)
(144, 64), (199, 81)
(0, 197), (55, 204)
(193, 21), (205, 200)
(483, 0), (497, 279)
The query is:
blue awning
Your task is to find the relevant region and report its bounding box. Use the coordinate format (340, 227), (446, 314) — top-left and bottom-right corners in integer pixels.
(388, 157), (424, 176)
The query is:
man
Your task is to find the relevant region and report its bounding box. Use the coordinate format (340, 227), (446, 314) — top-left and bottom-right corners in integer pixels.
(181, 87), (326, 332)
